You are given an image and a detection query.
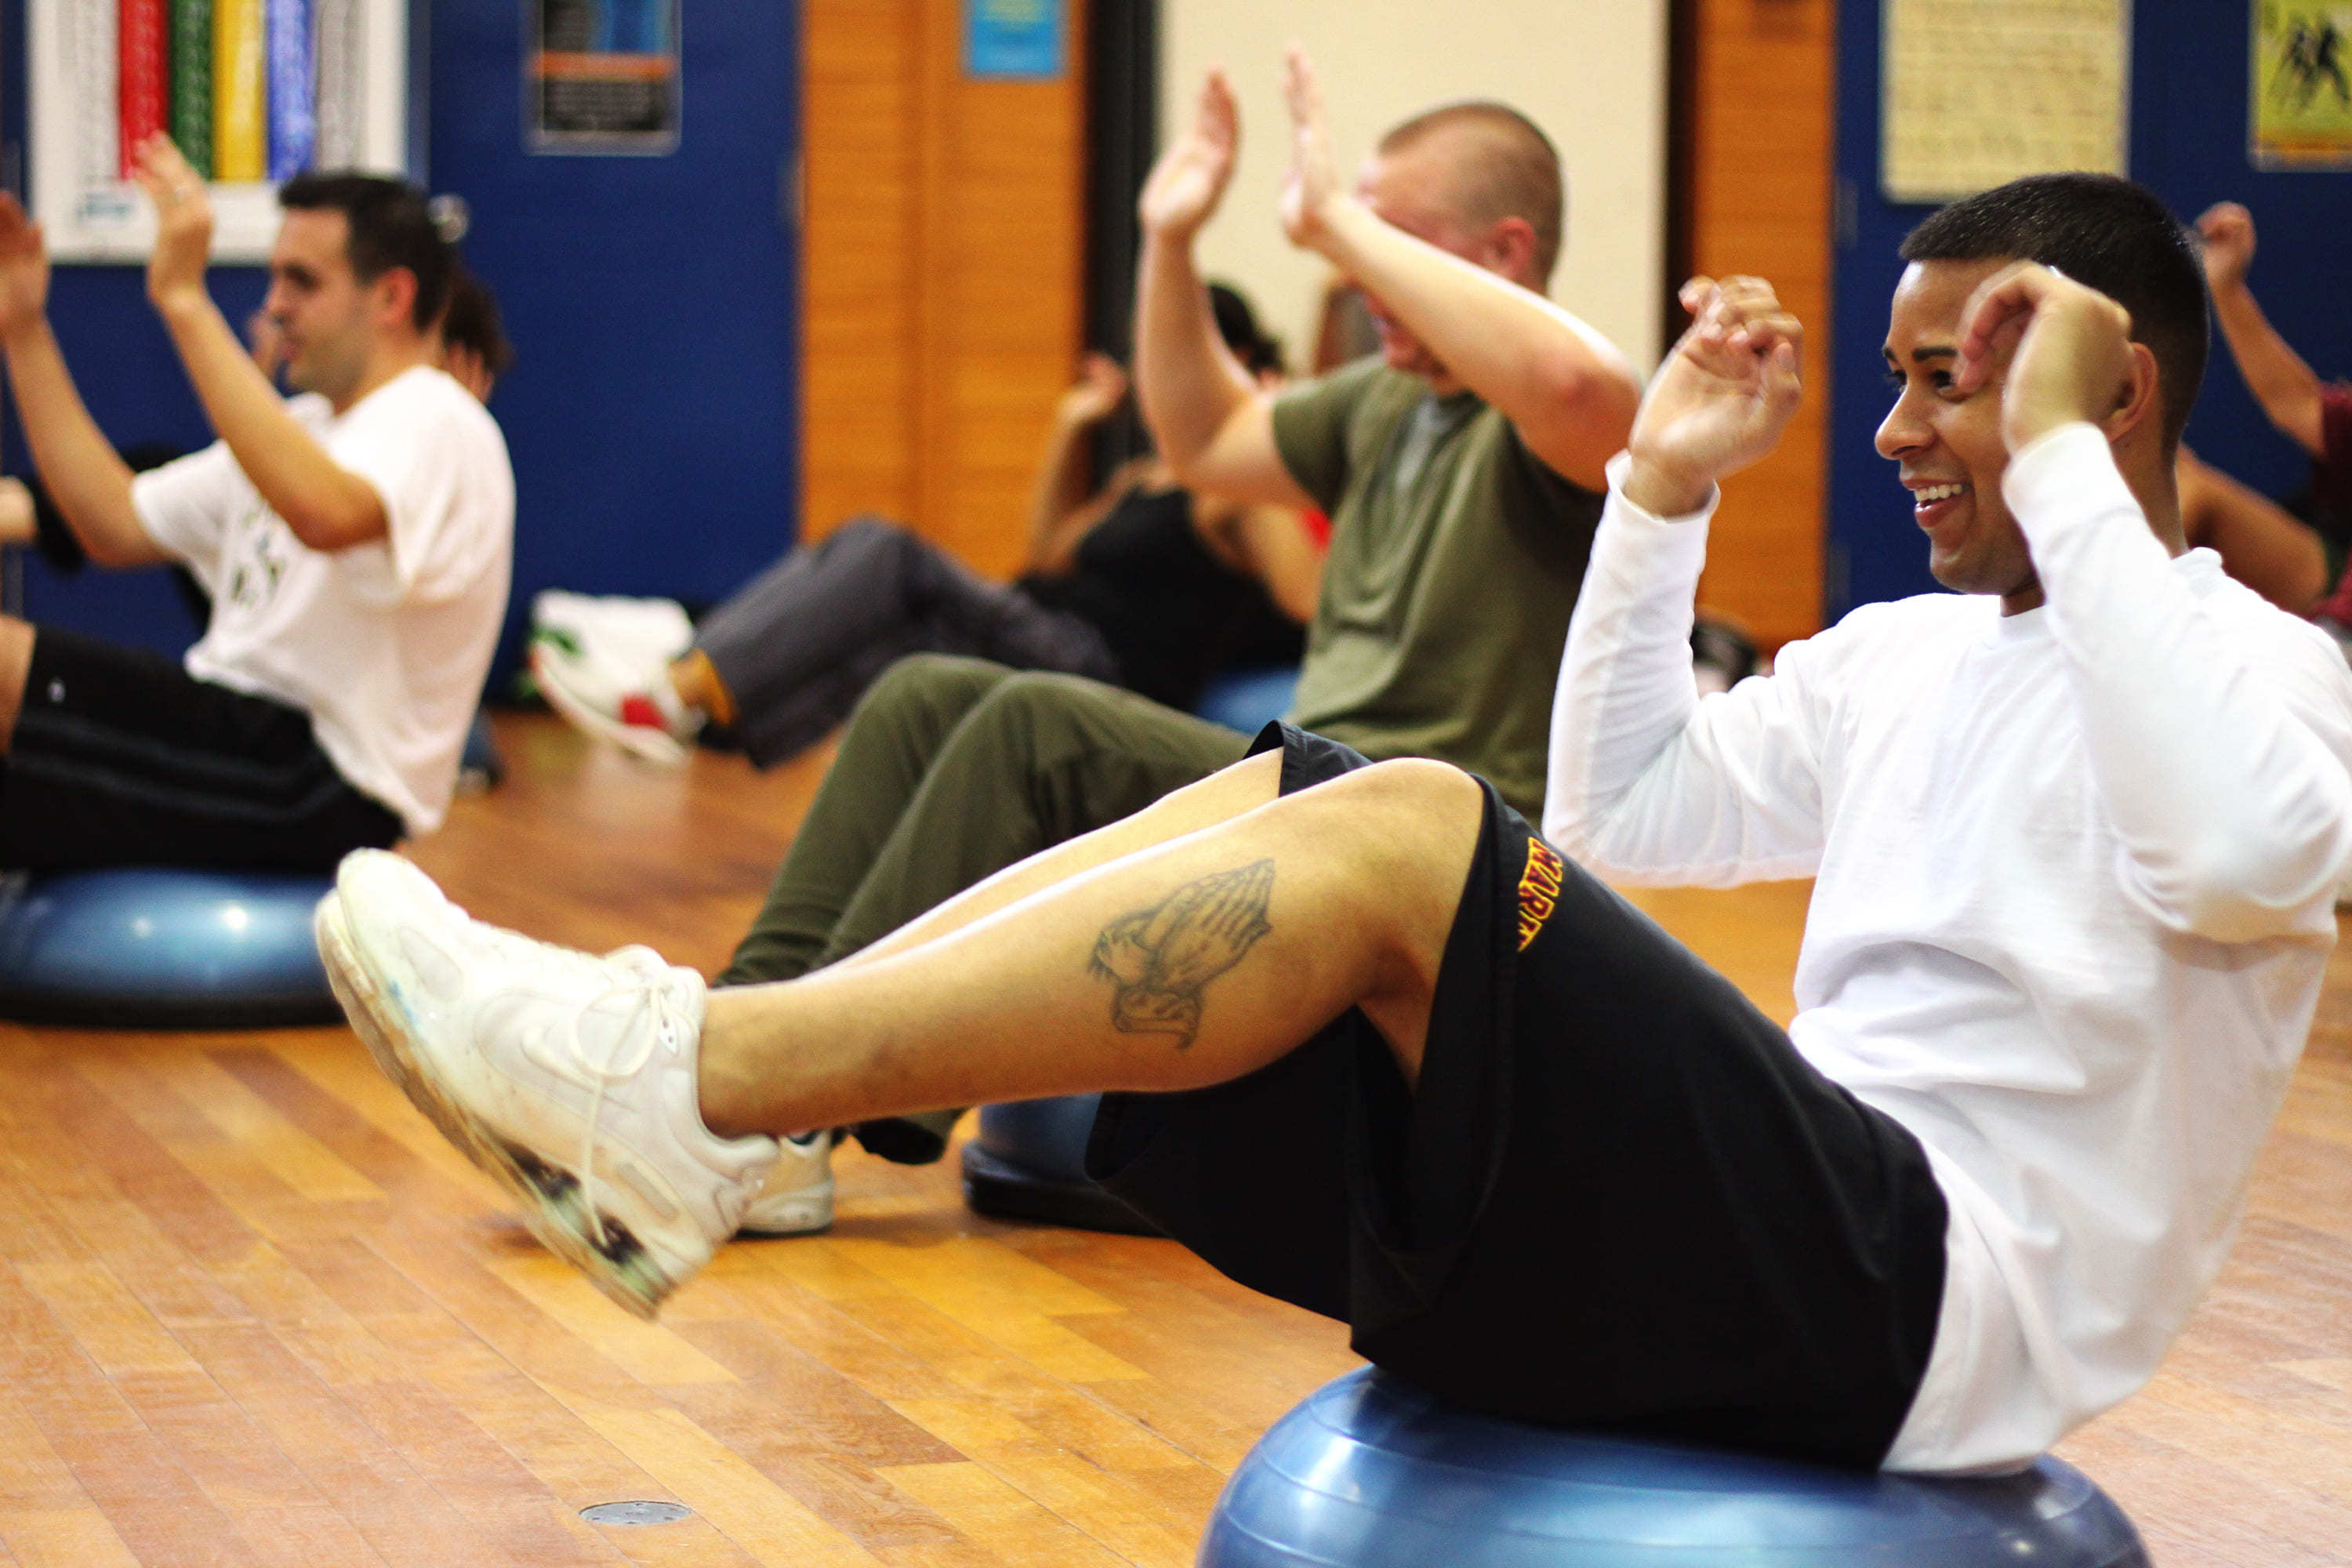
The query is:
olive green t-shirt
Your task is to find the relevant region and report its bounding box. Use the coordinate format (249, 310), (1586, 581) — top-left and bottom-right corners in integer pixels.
(1272, 357), (1602, 817)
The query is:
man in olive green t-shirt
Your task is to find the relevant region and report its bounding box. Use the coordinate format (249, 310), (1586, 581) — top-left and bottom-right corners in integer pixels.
(713, 49), (1642, 1214)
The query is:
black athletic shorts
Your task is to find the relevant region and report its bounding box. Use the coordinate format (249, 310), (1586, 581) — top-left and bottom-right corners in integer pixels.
(1087, 724), (1949, 1469)
(0, 627), (405, 871)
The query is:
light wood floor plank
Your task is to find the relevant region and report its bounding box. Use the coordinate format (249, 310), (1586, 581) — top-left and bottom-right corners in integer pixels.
(0, 1509), (144, 1568)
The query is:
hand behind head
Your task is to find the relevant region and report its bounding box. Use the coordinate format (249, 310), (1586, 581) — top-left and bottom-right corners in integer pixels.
(1951, 262), (2142, 454)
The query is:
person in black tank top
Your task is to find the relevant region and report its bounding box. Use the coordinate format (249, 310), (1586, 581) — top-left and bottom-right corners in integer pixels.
(527, 286), (1322, 769)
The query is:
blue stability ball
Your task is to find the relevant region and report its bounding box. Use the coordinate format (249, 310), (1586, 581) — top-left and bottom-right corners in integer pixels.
(962, 1094), (1164, 1236)
(0, 868), (340, 1028)
(1197, 665), (1301, 735)
(1201, 1368), (2149, 1568)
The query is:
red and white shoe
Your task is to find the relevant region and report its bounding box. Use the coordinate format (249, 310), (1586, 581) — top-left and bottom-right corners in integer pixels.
(528, 631), (701, 767)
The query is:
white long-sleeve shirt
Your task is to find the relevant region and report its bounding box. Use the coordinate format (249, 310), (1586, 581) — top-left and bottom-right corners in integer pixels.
(1545, 426), (2352, 1472)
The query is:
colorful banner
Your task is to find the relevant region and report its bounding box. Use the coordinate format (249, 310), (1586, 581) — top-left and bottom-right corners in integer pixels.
(117, 0), (165, 176)
(212, 0), (265, 181)
(266, 0), (314, 180)
(31, 0), (405, 262)
(169, 0), (212, 176)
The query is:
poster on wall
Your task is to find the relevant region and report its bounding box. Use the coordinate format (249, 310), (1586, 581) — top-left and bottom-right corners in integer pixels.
(1880, 0), (2130, 203)
(528, 0), (681, 154)
(2251, 2), (2352, 166)
(965, 0), (1064, 80)
(29, 0), (409, 263)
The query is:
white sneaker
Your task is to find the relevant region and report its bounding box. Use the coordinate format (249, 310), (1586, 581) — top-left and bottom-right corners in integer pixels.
(735, 1130), (835, 1236)
(528, 633), (701, 767)
(314, 850), (779, 1318)
(531, 589), (695, 668)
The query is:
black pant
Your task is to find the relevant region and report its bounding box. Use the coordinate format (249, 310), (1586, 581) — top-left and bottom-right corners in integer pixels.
(0, 628), (403, 871)
(694, 518), (1119, 768)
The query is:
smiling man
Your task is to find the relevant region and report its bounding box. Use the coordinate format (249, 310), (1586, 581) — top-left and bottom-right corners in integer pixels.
(0, 138), (512, 870)
(1545, 172), (2352, 1467)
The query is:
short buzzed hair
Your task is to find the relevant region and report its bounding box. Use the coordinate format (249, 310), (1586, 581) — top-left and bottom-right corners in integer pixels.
(1900, 172), (2208, 450)
(1378, 102), (1565, 285)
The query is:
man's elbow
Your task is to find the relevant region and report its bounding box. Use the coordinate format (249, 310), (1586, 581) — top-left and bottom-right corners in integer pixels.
(282, 492), (388, 553)
(2139, 827), (2350, 942)
(71, 494), (157, 568)
(80, 532), (151, 569)
(2278, 385), (2327, 458)
(1160, 441), (1214, 490)
(1535, 354), (1639, 453)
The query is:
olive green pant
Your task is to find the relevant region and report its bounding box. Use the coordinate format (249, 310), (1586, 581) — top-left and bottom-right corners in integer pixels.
(717, 653), (1251, 1160)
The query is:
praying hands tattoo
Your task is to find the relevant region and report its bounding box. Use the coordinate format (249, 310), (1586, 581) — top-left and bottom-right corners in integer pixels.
(1089, 859), (1275, 1048)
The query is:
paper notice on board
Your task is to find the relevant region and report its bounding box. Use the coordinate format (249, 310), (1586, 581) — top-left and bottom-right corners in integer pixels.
(530, 0), (680, 153)
(1882, 0), (2129, 203)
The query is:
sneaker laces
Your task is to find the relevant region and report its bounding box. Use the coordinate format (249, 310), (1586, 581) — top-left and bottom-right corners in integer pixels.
(450, 902), (702, 1250)
(565, 963), (699, 1256)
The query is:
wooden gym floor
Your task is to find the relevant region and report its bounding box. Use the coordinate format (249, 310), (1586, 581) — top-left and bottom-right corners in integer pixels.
(0, 712), (2344, 1566)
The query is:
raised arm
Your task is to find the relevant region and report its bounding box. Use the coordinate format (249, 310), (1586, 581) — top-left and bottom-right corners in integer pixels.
(1955, 261), (2352, 935)
(0, 196), (159, 568)
(132, 136), (388, 553)
(1277, 48), (1639, 492)
(1544, 276), (1817, 878)
(2197, 203), (2325, 457)
(1023, 354), (1142, 573)
(1134, 71), (1314, 508)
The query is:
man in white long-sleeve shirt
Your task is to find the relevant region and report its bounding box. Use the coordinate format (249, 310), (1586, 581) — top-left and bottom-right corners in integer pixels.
(1546, 172), (2352, 1468)
(312, 172), (2352, 1477)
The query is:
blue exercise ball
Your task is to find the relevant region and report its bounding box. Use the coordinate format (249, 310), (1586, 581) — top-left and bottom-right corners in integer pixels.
(0, 867), (340, 1028)
(1197, 665), (1301, 735)
(963, 1094), (1163, 1236)
(1200, 1367), (2148, 1567)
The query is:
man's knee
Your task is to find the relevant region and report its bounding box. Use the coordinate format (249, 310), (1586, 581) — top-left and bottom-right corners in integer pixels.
(931, 672), (1240, 837)
(957, 670), (1142, 753)
(1301, 759), (1486, 856)
(851, 652), (1014, 737)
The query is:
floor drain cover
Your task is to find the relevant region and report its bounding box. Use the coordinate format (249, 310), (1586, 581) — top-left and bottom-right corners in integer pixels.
(582, 1501), (693, 1526)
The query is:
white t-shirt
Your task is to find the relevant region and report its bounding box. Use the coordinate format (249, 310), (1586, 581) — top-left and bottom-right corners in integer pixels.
(132, 365), (514, 836)
(1546, 426), (2352, 1473)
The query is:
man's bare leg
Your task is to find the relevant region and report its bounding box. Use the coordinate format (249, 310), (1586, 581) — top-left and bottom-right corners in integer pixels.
(828, 750), (1287, 975)
(698, 757), (1481, 1137)
(320, 756), (1483, 1316)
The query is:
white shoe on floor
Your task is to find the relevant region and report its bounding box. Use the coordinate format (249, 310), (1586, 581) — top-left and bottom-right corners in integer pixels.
(314, 850), (779, 1318)
(531, 589), (695, 667)
(735, 1130), (836, 1236)
(528, 633), (701, 767)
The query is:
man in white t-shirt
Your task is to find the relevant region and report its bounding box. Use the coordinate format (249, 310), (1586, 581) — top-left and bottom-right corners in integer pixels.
(310, 172), (2351, 1477)
(0, 135), (512, 868)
